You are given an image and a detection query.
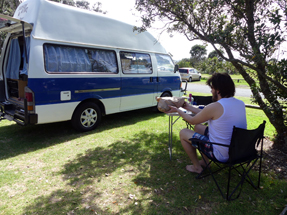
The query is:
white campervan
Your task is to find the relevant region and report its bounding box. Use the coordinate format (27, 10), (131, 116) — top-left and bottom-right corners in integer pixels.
(0, 0), (184, 131)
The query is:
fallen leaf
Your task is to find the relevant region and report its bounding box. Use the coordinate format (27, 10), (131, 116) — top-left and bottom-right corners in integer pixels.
(129, 194), (135, 199)
(183, 206), (189, 211)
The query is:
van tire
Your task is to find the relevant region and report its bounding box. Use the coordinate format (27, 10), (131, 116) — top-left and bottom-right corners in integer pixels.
(189, 77), (192, 82)
(154, 92), (171, 112)
(72, 102), (102, 132)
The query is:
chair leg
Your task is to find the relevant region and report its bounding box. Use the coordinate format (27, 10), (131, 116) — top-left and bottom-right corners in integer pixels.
(209, 164), (226, 200)
(258, 138), (264, 188)
(227, 167), (246, 200)
(236, 159), (259, 189)
(196, 154), (262, 200)
(196, 153), (227, 199)
(226, 166), (232, 200)
(258, 156), (262, 188)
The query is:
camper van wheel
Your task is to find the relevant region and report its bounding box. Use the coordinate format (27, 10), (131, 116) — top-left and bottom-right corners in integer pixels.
(161, 92), (171, 98)
(154, 92), (171, 112)
(72, 102), (102, 132)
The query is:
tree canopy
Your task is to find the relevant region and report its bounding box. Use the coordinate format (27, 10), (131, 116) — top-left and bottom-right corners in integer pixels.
(190, 44), (207, 61)
(135, 0), (287, 146)
(50, 0), (106, 13)
(0, 0), (21, 49)
(208, 50), (224, 61)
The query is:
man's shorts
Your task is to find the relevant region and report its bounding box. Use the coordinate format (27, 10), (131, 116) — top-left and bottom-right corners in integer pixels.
(191, 127), (217, 160)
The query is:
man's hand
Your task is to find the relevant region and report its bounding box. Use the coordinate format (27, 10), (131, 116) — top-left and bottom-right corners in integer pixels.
(164, 105), (178, 113)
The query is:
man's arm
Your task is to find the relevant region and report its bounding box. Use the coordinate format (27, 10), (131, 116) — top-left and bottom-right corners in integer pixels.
(182, 102), (202, 114)
(168, 102), (223, 125)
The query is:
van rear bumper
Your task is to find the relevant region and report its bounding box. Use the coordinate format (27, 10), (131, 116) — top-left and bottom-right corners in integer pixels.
(0, 100), (38, 125)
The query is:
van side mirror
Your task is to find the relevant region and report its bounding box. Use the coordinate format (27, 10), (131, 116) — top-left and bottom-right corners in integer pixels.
(174, 64), (179, 73)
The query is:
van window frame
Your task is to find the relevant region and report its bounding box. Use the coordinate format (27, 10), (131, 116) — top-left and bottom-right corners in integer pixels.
(120, 51), (153, 74)
(43, 43), (119, 74)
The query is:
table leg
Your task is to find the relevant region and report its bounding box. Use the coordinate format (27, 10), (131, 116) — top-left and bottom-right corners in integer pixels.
(168, 115), (181, 160)
(169, 115), (172, 160)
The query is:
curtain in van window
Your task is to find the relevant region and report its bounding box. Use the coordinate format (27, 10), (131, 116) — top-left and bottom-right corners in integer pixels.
(44, 45), (92, 72)
(20, 37), (31, 76)
(6, 39), (21, 79)
(44, 45), (58, 72)
(91, 50), (117, 73)
(60, 47), (92, 72)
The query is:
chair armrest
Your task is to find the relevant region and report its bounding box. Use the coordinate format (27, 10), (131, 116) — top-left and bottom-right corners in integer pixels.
(189, 138), (230, 148)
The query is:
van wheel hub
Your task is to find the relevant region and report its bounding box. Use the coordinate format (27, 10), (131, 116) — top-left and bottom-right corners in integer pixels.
(80, 108), (97, 127)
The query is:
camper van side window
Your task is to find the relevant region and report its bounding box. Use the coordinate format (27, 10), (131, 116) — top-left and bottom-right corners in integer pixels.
(120, 52), (152, 74)
(43, 44), (118, 74)
(155, 54), (174, 72)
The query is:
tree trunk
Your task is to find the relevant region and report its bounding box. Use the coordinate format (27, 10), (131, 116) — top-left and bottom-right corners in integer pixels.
(232, 62), (287, 146)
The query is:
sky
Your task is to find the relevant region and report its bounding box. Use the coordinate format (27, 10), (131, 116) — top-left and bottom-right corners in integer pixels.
(87, 0), (209, 61)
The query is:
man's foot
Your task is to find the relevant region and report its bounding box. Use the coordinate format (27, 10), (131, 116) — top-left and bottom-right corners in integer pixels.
(186, 165), (203, 173)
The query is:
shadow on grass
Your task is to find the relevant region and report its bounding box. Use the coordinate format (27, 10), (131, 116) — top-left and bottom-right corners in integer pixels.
(0, 107), (162, 161)
(22, 130), (287, 215)
(22, 131), (195, 214)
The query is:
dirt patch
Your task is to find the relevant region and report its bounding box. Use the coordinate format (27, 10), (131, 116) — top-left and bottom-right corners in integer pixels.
(261, 138), (287, 180)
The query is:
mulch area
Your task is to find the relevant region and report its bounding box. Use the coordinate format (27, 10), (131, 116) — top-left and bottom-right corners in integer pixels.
(261, 138), (287, 180)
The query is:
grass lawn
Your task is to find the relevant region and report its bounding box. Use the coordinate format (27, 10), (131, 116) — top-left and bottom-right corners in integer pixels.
(0, 95), (286, 214)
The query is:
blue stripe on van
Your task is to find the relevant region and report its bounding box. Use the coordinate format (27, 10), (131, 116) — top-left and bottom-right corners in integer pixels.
(28, 76), (180, 105)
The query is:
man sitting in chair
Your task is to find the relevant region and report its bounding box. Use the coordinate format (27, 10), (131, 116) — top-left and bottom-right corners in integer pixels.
(166, 73), (247, 173)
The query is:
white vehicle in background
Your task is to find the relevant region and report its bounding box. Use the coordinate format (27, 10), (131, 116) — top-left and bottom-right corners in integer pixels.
(179, 67), (201, 82)
(0, 0), (184, 132)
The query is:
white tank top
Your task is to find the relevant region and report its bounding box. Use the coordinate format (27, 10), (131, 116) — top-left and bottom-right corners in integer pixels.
(208, 97), (247, 162)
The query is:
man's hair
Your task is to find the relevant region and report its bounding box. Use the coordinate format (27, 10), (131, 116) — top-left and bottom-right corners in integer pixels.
(206, 73), (235, 98)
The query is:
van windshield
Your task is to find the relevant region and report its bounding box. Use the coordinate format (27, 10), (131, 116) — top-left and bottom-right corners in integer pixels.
(155, 54), (174, 72)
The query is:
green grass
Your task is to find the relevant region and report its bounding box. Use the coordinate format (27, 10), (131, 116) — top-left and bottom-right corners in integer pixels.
(0, 101), (285, 214)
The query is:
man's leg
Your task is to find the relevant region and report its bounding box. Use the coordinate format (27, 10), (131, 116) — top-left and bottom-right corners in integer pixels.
(180, 128), (203, 173)
(194, 124), (207, 135)
(194, 124), (210, 166)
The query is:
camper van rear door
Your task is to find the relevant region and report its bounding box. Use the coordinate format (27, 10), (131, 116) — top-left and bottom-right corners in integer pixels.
(0, 14), (33, 33)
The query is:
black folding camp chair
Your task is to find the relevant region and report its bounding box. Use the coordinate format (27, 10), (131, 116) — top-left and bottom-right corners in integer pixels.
(190, 120), (266, 200)
(184, 95), (213, 129)
(192, 95), (213, 106)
